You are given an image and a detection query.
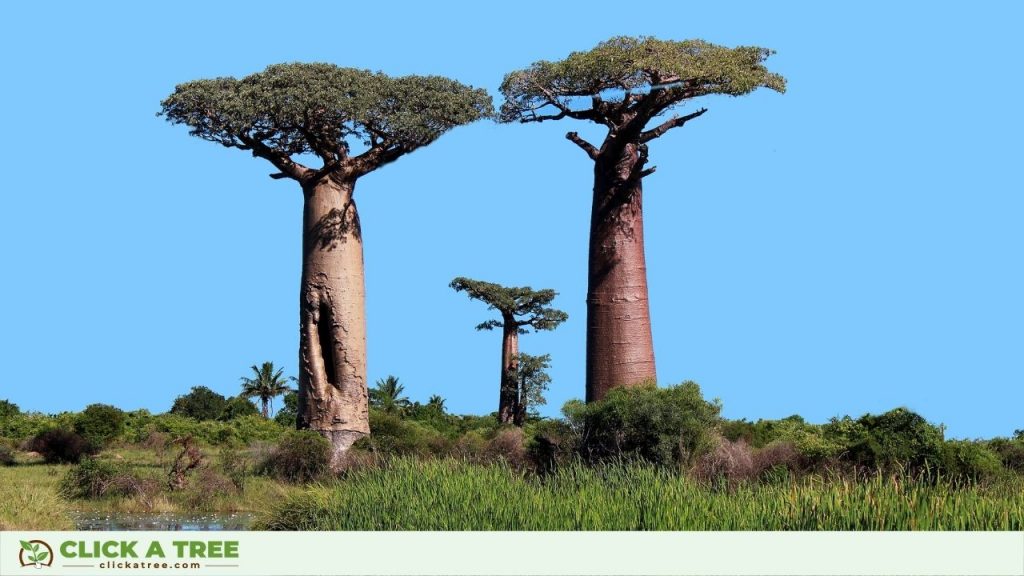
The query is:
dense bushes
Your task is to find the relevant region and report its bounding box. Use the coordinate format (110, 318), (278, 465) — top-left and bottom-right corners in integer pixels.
(257, 430), (331, 483)
(219, 396), (260, 421)
(940, 441), (1004, 482)
(0, 444), (14, 466)
(28, 429), (96, 463)
(59, 457), (142, 499)
(74, 404), (125, 448)
(170, 386), (227, 421)
(563, 381), (720, 466)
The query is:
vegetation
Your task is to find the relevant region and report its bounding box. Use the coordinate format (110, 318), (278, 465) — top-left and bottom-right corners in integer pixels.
(74, 403), (126, 448)
(500, 36), (785, 402)
(450, 277), (567, 425)
(257, 430), (331, 484)
(369, 376), (412, 416)
(258, 458), (1023, 530)
(29, 429), (96, 464)
(161, 63), (493, 459)
(240, 362), (293, 417)
(170, 386), (227, 421)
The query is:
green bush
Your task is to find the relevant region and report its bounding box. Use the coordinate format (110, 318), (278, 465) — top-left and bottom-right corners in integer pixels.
(59, 457), (131, 499)
(219, 396), (259, 421)
(835, 408), (944, 472)
(29, 429), (96, 464)
(355, 410), (450, 456)
(940, 441), (1005, 482)
(562, 381), (721, 467)
(74, 404), (126, 448)
(257, 430), (331, 483)
(170, 386), (227, 421)
(988, 437), (1024, 473)
(273, 392), (298, 427)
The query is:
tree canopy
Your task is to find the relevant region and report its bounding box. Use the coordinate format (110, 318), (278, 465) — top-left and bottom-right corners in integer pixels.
(450, 277), (568, 333)
(499, 36), (785, 160)
(159, 63), (494, 182)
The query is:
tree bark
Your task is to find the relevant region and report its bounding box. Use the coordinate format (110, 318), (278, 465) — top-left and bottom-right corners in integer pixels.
(498, 322), (520, 424)
(585, 142), (658, 402)
(296, 176), (370, 465)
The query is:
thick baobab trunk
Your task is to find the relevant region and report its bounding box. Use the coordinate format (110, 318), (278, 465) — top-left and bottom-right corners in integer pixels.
(296, 176), (370, 465)
(498, 321), (520, 424)
(585, 143), (657, 402)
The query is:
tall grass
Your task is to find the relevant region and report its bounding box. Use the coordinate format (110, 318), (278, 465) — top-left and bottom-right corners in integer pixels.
(257, 458), (1024, 530)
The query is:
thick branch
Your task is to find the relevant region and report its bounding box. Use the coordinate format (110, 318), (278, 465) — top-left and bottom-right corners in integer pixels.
(350, 142), (411, 178)
(640, 107), (708, 143)
(238, 135), (312, 182)
(566, 132), (599, 159)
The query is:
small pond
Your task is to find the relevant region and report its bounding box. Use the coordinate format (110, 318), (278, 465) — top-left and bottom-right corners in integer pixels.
(72, 512), (254, 531)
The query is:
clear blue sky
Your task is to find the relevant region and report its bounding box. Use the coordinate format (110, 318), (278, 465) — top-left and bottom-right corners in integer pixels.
(1, 2), (1020, 439)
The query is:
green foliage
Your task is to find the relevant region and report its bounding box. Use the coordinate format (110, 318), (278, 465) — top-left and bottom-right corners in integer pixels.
(940, 441), (1004, 482)
(273, 392), (298, 428)
(219, 396), (260, 421)
(239, 362), (292, 417)
(170, 386), (227, 421)
(500, 36), (785, 124)
(258, 458), (1024, 531)
(258, 430), (331, 483)
(988, 437), (1024, 472)
(369, 376), (411, 416)
(517, 353), (551, 417)
(356, 410), (449, 456)
(450, 277), (568, 332)
(59, 457), (131, 499)
(29, 429), (95, 464)
(0, 399), (20, 421)
(160, 63), (493, 170)
(150, 413), (285, 446)
(829, 408), (944, 471)
(74, 404), (125, 448)
(563, 381), (721, 466)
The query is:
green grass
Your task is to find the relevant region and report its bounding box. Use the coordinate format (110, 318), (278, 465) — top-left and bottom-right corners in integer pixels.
(257, 458), (1024, 530)
(0, 445), (303, 530)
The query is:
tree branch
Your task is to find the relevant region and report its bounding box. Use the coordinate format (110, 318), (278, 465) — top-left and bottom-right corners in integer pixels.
(238, 134), (312, 182)
(565, 132), (599, 159)
(639, 108), (708, 143)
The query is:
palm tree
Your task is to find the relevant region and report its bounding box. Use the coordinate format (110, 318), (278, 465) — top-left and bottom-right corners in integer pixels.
(240, 362), (293, 417)
(427, 395), (446, 413)
(369, 375), (411, 415)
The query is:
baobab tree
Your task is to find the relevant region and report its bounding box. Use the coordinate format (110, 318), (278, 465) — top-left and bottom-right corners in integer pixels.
(161, 64), (492, 460)
(499, 37), (785, 402)
(450, 277), (567, 425)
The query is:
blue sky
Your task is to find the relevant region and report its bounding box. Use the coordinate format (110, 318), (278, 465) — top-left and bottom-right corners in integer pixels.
(0, 2), (1020, 439)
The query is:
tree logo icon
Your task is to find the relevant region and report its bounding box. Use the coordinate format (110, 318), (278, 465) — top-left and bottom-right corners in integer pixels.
(18, 540), (53, 569)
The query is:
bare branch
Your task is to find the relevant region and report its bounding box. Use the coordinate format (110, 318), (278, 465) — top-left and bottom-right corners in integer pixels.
(565, 132), (599, 159)
(639, 108), (708, 143)
(238, 134), (313, 182)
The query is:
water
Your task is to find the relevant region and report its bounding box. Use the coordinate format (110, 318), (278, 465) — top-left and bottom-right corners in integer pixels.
(72, 512), (254, 531)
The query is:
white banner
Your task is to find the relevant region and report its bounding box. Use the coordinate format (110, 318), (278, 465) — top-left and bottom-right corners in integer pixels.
(2, 531), (1022, 576)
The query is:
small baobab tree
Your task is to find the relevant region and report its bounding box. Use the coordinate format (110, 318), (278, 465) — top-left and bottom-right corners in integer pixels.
(450, 277), (567, 425)
(499, 37), (785, 402)
(161, 64), (492, 461)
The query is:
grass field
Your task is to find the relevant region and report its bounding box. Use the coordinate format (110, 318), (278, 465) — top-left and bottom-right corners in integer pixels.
(257, 458), (1024, 531)
(0, 447), (301, 530)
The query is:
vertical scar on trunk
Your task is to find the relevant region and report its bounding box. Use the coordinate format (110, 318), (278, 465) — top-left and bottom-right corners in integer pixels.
(317, 301), (337, 389)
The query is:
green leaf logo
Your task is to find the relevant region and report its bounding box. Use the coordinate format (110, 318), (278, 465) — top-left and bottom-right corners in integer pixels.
(19, 541), (33, 552)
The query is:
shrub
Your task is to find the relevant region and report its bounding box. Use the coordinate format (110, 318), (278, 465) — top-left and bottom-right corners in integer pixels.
(0, 444), (14, 466)
(940, 441), (1004, 482)
(219, 447), (250, 491)
(59, 457), (142, 499)
(170, 386), (227, 421)
(988, 438), (1024, 473)
(752, 441), (802, 482)
(273, 392), (299, 428)
(525, 419), (575, 475)
(0, 399), (20, 420)
(691, 438), (755, 488)
(563, 381), (720, 467)
(355, 410), (448, 456)
(29, 429), (95, 464)
(74, 404), (126, 448)
(484, 427), (528, 468)
(219, 396), (259, 421)
(832, 408), (944, 472)
(258, 430), (330, 483)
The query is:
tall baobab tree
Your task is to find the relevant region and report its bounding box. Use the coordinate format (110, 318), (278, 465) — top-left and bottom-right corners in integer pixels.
(499, 37), (785, 401)
(450, 277), (567, 425)
(161, 64), (492, 460)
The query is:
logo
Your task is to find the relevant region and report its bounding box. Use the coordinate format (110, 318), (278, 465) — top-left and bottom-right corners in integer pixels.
(18, 540), (54, 569)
